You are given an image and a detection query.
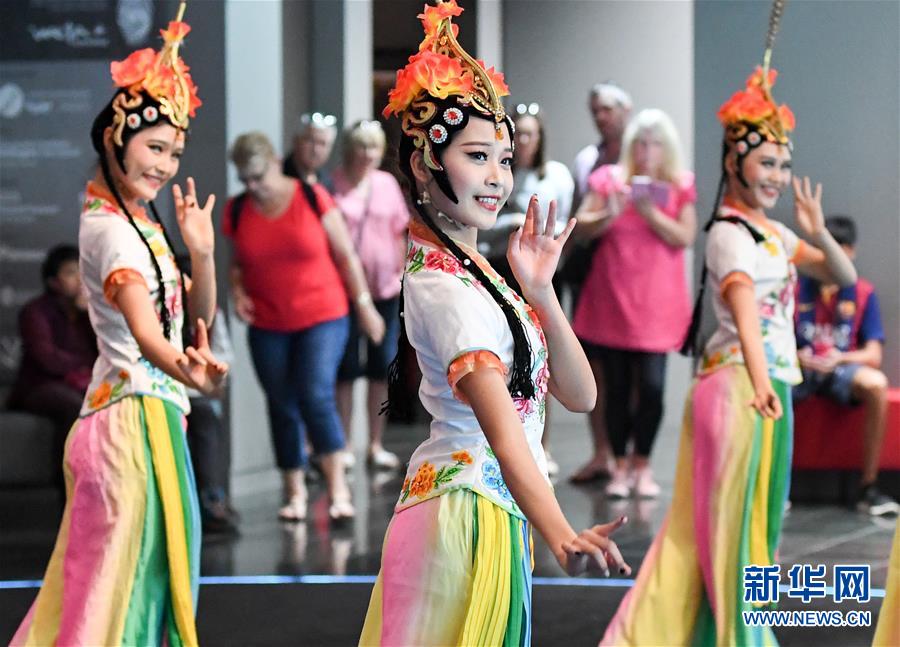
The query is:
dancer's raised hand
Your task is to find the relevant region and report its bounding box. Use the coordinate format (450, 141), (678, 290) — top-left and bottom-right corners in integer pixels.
(792, 176), (825, 238)
(173, 177), (216, 257)
(176, 318), (229, 397)
(560, 516), (631, 577)
(507, 196), (575, 298)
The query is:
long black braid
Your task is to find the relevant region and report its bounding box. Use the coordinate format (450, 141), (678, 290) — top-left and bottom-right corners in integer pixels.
(382, 118), (535, 415)
(92, 96), (185, 343)
(680, 139), (766, 356)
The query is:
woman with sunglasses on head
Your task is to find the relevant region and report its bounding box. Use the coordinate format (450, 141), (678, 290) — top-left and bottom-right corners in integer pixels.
(224, 131), (385, 523)
(12, 8), (227, 645)
(332, 119), (411, 471)
(284, 111), (339, 186)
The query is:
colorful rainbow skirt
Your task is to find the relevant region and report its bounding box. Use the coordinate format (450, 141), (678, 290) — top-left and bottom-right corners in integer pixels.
(874, 519), (900, 646)
(360, 489), (533, 646)
(601, 364), (792, 646)
(11, 395), (201, 647)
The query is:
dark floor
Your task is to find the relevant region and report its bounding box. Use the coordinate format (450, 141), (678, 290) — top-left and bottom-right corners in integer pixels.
(2, 403), (896, 645)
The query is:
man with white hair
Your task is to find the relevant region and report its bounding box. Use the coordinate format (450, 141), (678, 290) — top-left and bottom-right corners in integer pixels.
(566, 82), (632, 485)
(572, 82), (633, 207)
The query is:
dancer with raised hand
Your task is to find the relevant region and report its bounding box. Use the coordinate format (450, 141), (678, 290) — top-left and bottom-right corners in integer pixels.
(359, 3), (629, 645)
(601, 2), (857, 644)
(12, 5), (226, 646)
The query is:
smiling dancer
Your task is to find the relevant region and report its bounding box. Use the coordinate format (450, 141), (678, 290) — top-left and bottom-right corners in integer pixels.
(359, 3), (630, 645)
(600, 3), (857, 645)
(11, 4), (227, 646)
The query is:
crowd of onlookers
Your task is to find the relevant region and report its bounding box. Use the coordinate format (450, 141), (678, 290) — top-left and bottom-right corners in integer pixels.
(6, 81), (897, 535)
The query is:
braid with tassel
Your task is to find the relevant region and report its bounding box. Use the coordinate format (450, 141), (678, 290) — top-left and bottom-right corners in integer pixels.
(148, 201), (189, 344)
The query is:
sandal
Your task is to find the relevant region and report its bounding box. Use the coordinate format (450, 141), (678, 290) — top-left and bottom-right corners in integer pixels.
(278, 494), (307, 521)
(328, 494), (355, 521)
(368, 448), (401, 471)
(569, 459), (613, 484)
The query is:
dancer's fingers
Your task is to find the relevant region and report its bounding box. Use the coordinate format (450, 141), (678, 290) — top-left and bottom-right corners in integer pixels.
(593, 515), (628, 536)
(194, 318), (209, 349)
(525, 195), (539, 236)
(556, 217), (576, 246)
(202, 193), (216, 214)
(544, 200), (557, 237)
(185, 346), (207, 367)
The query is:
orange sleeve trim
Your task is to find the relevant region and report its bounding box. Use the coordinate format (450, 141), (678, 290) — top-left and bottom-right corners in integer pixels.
(790, 238), (815, 265)
(104, 268), (148, 306)
(719, 271), (753, 298)
(447, 349), (509, 404)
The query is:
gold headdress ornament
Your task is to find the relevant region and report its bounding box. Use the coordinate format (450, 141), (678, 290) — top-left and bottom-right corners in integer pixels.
(108, 1), (201, 146)
(382, 0), (510, 170)
(717, 0), (794, 151)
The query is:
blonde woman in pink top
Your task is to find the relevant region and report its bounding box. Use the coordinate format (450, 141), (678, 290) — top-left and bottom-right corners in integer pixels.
(572, 108), (696, 498)
(333, 120), (410, 470)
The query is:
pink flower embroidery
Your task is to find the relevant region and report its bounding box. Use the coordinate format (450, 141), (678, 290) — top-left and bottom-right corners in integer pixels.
(424, 250), (463, 275)
(513, 396), (534, 421)
(536, 365), (550, 396)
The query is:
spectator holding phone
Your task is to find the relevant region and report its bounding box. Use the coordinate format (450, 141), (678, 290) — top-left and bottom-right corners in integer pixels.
(572, 108), (696, 498)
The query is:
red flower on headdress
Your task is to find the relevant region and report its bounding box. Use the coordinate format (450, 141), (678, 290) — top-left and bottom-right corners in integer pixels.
(717, 66), (794, 138)
(160, 20), (191, 43)
(418, 0), (462, 51)
(109, 20), (201, 121)
(747, 66), (777, 89)
(777, 104), (795, 131)
(716, 87), (772, 125)
(383, 51), (474, 117)
(110, 48), (156, 88)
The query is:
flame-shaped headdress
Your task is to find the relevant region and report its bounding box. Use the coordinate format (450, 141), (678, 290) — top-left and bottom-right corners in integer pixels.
(716, 0), (794, 154)
(383, 0), (510, 171)
(107, 1), (201, 146)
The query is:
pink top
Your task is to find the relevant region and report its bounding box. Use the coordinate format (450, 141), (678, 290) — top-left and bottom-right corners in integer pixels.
(331, 168), (410, 300)
(572, 165), (696, 352)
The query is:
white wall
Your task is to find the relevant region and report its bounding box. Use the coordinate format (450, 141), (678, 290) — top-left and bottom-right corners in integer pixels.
(502, 0), (695, 477)
(502, 0), (694, 168)
(225, 0), (285, 495)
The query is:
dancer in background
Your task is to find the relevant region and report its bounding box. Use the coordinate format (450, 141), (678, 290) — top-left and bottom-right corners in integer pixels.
(601, 5), (857, 643)
(13, 6), (227, 646)
(360, 3), (629, 645)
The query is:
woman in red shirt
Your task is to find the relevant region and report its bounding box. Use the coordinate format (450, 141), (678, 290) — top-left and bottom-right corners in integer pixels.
(224, 132), (384, 522)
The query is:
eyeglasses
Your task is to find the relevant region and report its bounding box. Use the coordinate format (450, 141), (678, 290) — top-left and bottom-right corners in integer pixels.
(515, 102), (540, 116)
(299, 112), (337, 129)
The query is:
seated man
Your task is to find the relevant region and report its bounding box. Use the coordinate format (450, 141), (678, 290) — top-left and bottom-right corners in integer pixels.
(7, 245), (98, 483)
(794, 215), (899, 517)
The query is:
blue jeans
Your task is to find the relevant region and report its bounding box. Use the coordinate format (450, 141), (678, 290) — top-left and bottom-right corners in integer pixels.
(338, 296), (401, 381)
(248, 316), (350, 470)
